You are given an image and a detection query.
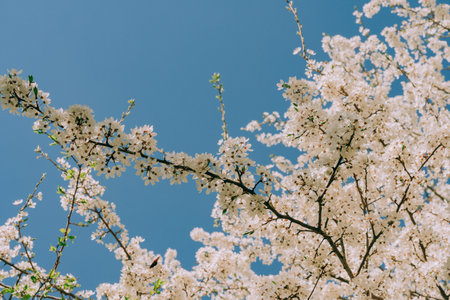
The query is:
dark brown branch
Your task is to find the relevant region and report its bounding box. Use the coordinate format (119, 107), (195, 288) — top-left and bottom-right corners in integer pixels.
(94, 128), (359, 280)
(329, 274), (349, 284)
(356, 229), (383, 276)
(307, 264), (327, 300)
(93, 208), (132, 260)
(396, 184), (411, 212)
(354, 173), (369, 214)
(395, 156), (413, 181)
(317, 155), (344, 229)
(427, 185), (447, 202)
(436, 284), (449, 300)
(418, 144), (442, 172)
(418, 240), (428, 261)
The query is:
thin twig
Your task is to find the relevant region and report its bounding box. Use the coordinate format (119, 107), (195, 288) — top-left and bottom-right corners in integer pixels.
(210, 73), (228, 140)
(307, 264), (327, 300)
(119, 99), (135, 124)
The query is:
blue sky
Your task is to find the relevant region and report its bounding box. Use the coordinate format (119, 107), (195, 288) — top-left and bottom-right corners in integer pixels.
(0, 0), (391, 291)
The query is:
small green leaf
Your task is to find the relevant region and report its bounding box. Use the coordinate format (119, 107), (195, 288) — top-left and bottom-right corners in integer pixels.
(65, 169), (75, 180)
(56, 186), (65, 194)
(59, 228), (70, 234)
(49, 245), (57, 252)
(222, 208), (227, 214)
(28, 75), (34, 83)
(1, 287), (14, 295)
(33, 86), (38, 98)
(49, 270), (60, 279)
(49, 134), (58, 142)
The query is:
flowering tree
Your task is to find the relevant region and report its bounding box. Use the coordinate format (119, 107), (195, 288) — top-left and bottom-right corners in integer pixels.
(1, 0), (449, 299)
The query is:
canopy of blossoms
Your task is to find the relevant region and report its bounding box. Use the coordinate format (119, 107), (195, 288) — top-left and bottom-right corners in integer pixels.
(0, 0), (448, 299)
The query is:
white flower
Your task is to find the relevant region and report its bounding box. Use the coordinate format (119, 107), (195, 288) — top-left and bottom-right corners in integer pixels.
(12, 199), (23, 206)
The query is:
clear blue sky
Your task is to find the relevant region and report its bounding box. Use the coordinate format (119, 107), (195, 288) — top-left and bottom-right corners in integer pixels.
(0, 0), (393, 291)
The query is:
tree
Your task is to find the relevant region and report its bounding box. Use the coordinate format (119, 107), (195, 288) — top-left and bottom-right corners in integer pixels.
(0, 0), (449, 299)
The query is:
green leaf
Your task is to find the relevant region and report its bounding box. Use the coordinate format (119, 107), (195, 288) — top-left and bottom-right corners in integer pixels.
(49, 270), (60, 279)
(58, 236), (67, 246)
(59, 228), (70, 234)
(49, 134), (58, 142)
(56, 186), (65, 194)
(28, 75), (34, 83)
(33, 86), (38, 98)
(222, 208), (227, 214)
(1, 287), (14, 295)
(152, 278), (165, 294)
(65, 169), (75, 180)
(49, 246), (57, 252)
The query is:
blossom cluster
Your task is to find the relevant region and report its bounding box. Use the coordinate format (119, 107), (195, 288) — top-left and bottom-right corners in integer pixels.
(0, 0), (449, 298)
